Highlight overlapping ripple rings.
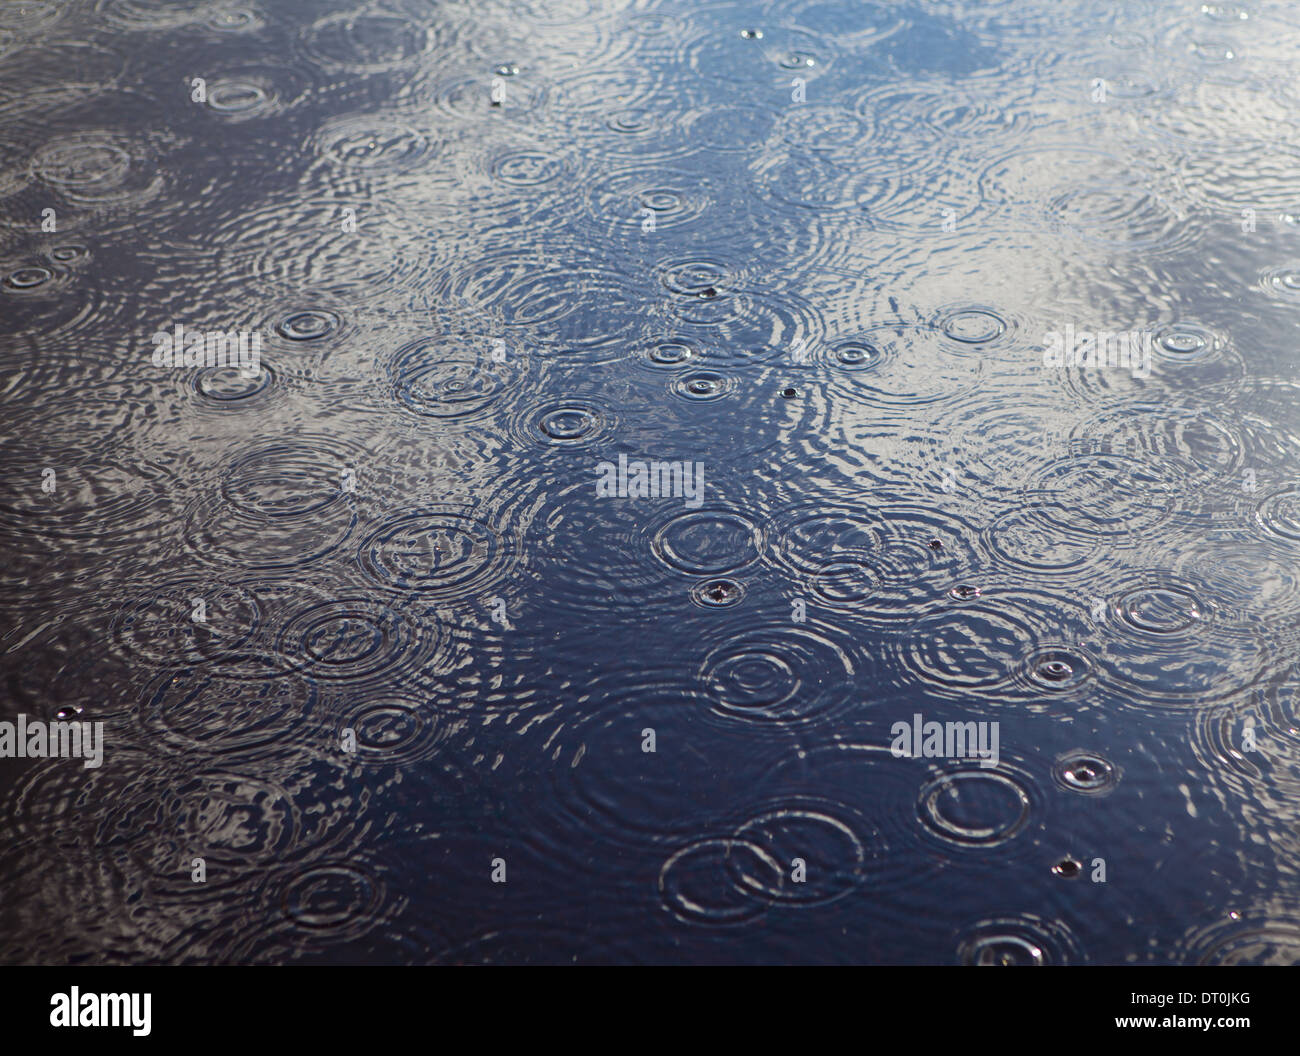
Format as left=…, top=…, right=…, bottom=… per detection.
left=1, top=0, right=1297, bottom=969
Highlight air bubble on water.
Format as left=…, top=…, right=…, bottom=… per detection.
left=1052, top=857, right=1081, bottom=878
left=692, top=578, right=743, bottom=607
left=1054, top=751, right=1118, bottom=794
left=1038, top=658, right=1072, bottom=681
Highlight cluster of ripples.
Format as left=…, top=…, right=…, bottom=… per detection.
left=2, top=0, right=1299, bottom=965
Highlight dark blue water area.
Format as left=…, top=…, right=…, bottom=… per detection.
left=1, top=0, right=1299, bottom=965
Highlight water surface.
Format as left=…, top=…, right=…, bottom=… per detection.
left=2, top=0, right=1299, bottom=964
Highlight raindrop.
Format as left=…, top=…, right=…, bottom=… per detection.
left=673, top=372, right=731, bottom=401
left=209, top=9, right=257, bottom=30
left=276, top=309, right=340, bottom=341
left=1262, top=265, right=1300, bottom=299
left=941, top=307, right=1007, bottom=344
left=693, top=578, right=744, bottom=607
left=1038, top=658, right=1072, bottom=681
left=1024, top=647, right=1094, bottom=692
left=834, top=342, right=877, bottom=367
left=207, top=80, right=270, bottom=114
left=647, top=342, right=694, bottom=366
left=1054, top=751, right=1118, bottom=794
left=3, top=266, right=52, bottom=290
left=537, top=405, right=600, bottom=443
left=196, top=364, right=272, bottom=403
left=967, top=936, right=1044, bottom=966
left=1117, top=585, right=1203, bottom=634
left=49, top=245, right=87, bottom=263
left=1052, top=857, right=1081, bottom=878
left=1153, top=322, right=1220, bottom=362
left=918, top=771, right=1032, bottom=847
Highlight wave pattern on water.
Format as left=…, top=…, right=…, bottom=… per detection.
left=1, top=0, right=1298, bottom=966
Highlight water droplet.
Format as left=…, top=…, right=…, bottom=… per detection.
left=1052, top=857, right=1081, bottom=878
left=282, top=863, right=383, bottom=936
left=3, top=265, right=52, bottom=290
left=942, top=307, right=1007, bottom=344
left=1152, top=322, right=1220, bottom=362
left=539, top=405, right=600, bottom=442
left=653, top=509, right=763, bottom=576
left=919, top=771, right=1032, bottom=847
left=692, top=579, right=743, bottom=607
left=1262, top=265, right=1300, bottom=299
left=1162, top=331, right=1203, bottom=355
left=960, top=915, right=1080, bottom=965
left=209, top=9, right=257, bottom=30
left=361, top=509, right=503, bottom=597
left=1038, top=658, right=1072, bottom=681
left=1257, top=488, right=1300, bottom=541
left=49, top=245, right=87, bottom=263
left=1201, top=3, right=1249, bottom=21
left=207, top=80, right=270, bottom=114
left=640, top=190, right=680, bottom=212
left=647, top=342, right=694, bottom=366
left=673, top=372, right=731, bottom=401
left=1118, top=585, right=1203, bottom=634
left=493, top=150, right=564, bottom=186
left=948, top=584, right=981, bottom=600
left=196, top=365, right=272, bottom=403
left=834, top=342, right=877, bottom=367
left=1054, top=751, right=1118, bottom=794
left=606, top=109, right=657, bottom=135
left=968, top=936, right=1045, bottom=966
left=1024, top=647, right=1093, bottom=692
left=315, top=116, right=430, bottom=171
left=276, top=309, right=340, bottom=341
